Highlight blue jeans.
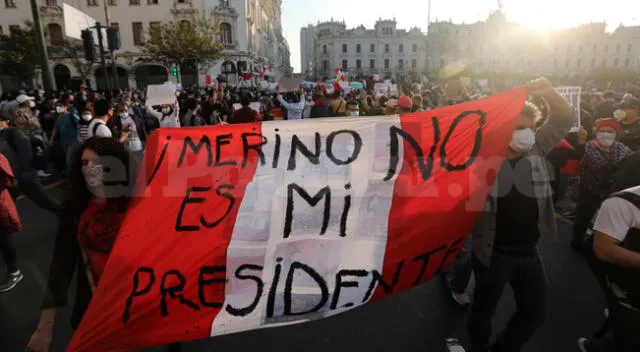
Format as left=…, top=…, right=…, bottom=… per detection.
left=468, top=248, right=548, bottom=352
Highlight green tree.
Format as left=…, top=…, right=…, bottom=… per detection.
left=0, top=21, right=37, bottom=83
left=142, top=11, right=224, bottom=74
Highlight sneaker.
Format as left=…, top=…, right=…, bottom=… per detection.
left=0, top=271, right=23, bottom=293
left=578, top=337, right=597, bottom=352
left=445, top=338, right=466, bottom=352
left=451, top=291, right=471, bottom=307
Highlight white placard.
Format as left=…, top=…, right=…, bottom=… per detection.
left=146, top=84, right=176, bottom=107
left=278, top=77, right=303, bottom=93
left=63, top=3, right=95, bottom=40
left=232, top=102, right=262, bottom=114
left=374, top=83, right=389, bottom=96
left=557, top=86, right=582, bottom=129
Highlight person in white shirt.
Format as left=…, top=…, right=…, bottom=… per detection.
left=115, top=104, right=143, bottom=154
left=277, top=90, right=305, bottom=120
left=146, top=101, right=180, bottom=128
left=302, top=95, right=314, bottom=119
left=88, top=100, right=128, bottom=143
left=594, top=187, right=640, bottom=260
left=586, top=185, right=640, bottom=352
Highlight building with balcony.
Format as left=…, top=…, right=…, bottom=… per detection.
left=310, top=19, right=427, bottom=80
left=0, top=0, right=291, bottom=90
left=427, top=10, right=640, bottom=78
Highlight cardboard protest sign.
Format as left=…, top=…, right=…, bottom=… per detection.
left=556, top=86, right=582, bottom=129
left=68, top=89, right=527, bottom=352
left=277, top=77, right=302, bottom=92
left=374, top=83, right=389, bottom=96
left=146, top=84, right=176, bottom=107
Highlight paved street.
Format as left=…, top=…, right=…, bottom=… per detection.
left=1, top=185, right=606, bottom=352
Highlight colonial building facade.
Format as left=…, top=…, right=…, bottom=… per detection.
left=427, top=10, right=640, bottom=78
left=308, top=19, right=428, bottom=80
left=0, top=0, right=291, bottom=90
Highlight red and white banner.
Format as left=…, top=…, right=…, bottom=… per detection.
left=67, top=89, right=527, bottom=351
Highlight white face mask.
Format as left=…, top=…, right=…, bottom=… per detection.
left=56, top=106, right=65, bottom=114
left=119, top=112, right=128, bottom=119
left=81, top=114, right=92, bottom=121
left=596, top=132, right=616, bottom=147
left=614, top=109, right=626, bottom=121
left=83, top=164, right=104, bottom=192
left=509, top=128, right=536, bottom=153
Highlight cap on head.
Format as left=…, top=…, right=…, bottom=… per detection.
left=397, top=95, right=413, bottom=109
left=16, top=94, right=34, bottom=104
left=596, top=119, right=621, bottom=135
left=615, top=97, right=640, bottom=110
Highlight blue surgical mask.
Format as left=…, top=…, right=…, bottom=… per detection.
left=161, top=108, right=171, bottom=114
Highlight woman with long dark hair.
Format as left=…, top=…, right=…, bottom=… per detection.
left=26, top=137, right=135, bottom=351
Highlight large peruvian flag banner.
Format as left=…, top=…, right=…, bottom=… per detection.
left=68, top=89, right=527, bottom=351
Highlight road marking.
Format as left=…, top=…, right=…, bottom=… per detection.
left=16, top=180, right=64, bottom=201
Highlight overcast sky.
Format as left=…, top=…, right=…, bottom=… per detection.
left=281, top=0, right=640, bottom=72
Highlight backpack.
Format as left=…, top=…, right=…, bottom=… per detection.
left=604, top=192, right=640, bottom=308
left=585, top=191, right=640, bottom=309
left=92, top=122, right=102, bottom=137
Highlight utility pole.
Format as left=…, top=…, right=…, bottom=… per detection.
left=103, top=0, right=120, bottom=90
left=95, top=22, right=111, bottom=91
left=29, top=0, right=56, bottom=90
left=427, top=0, right=432, bottom=32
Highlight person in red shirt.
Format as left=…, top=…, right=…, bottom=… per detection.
left=26, top=137, right=134, bottom=351
left=228, top=94, right=259, bottom=124
left=0, top=152, right=22, bottom=293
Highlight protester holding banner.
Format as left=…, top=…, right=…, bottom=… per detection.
left=572, top=119, right=632, bottom=250
left=26, top=137, right=134, bottom=352
left=466, top=78, right=573, bottom=352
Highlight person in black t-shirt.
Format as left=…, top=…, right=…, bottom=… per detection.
left=467, top=78, right=573, bottom=352
left=201, top=91, right=229, bottom=125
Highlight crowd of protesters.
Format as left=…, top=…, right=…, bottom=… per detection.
left=0, top=75, right=638, bottom=352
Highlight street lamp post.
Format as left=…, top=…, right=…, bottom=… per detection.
left=29, top=0, right=56, bottom=90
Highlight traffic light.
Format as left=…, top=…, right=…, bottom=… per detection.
left=171, top=66, right=178, bottom=77
left=81, top=29, right=95, bottom=62
left=106, top=27, right=121, bottom=51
